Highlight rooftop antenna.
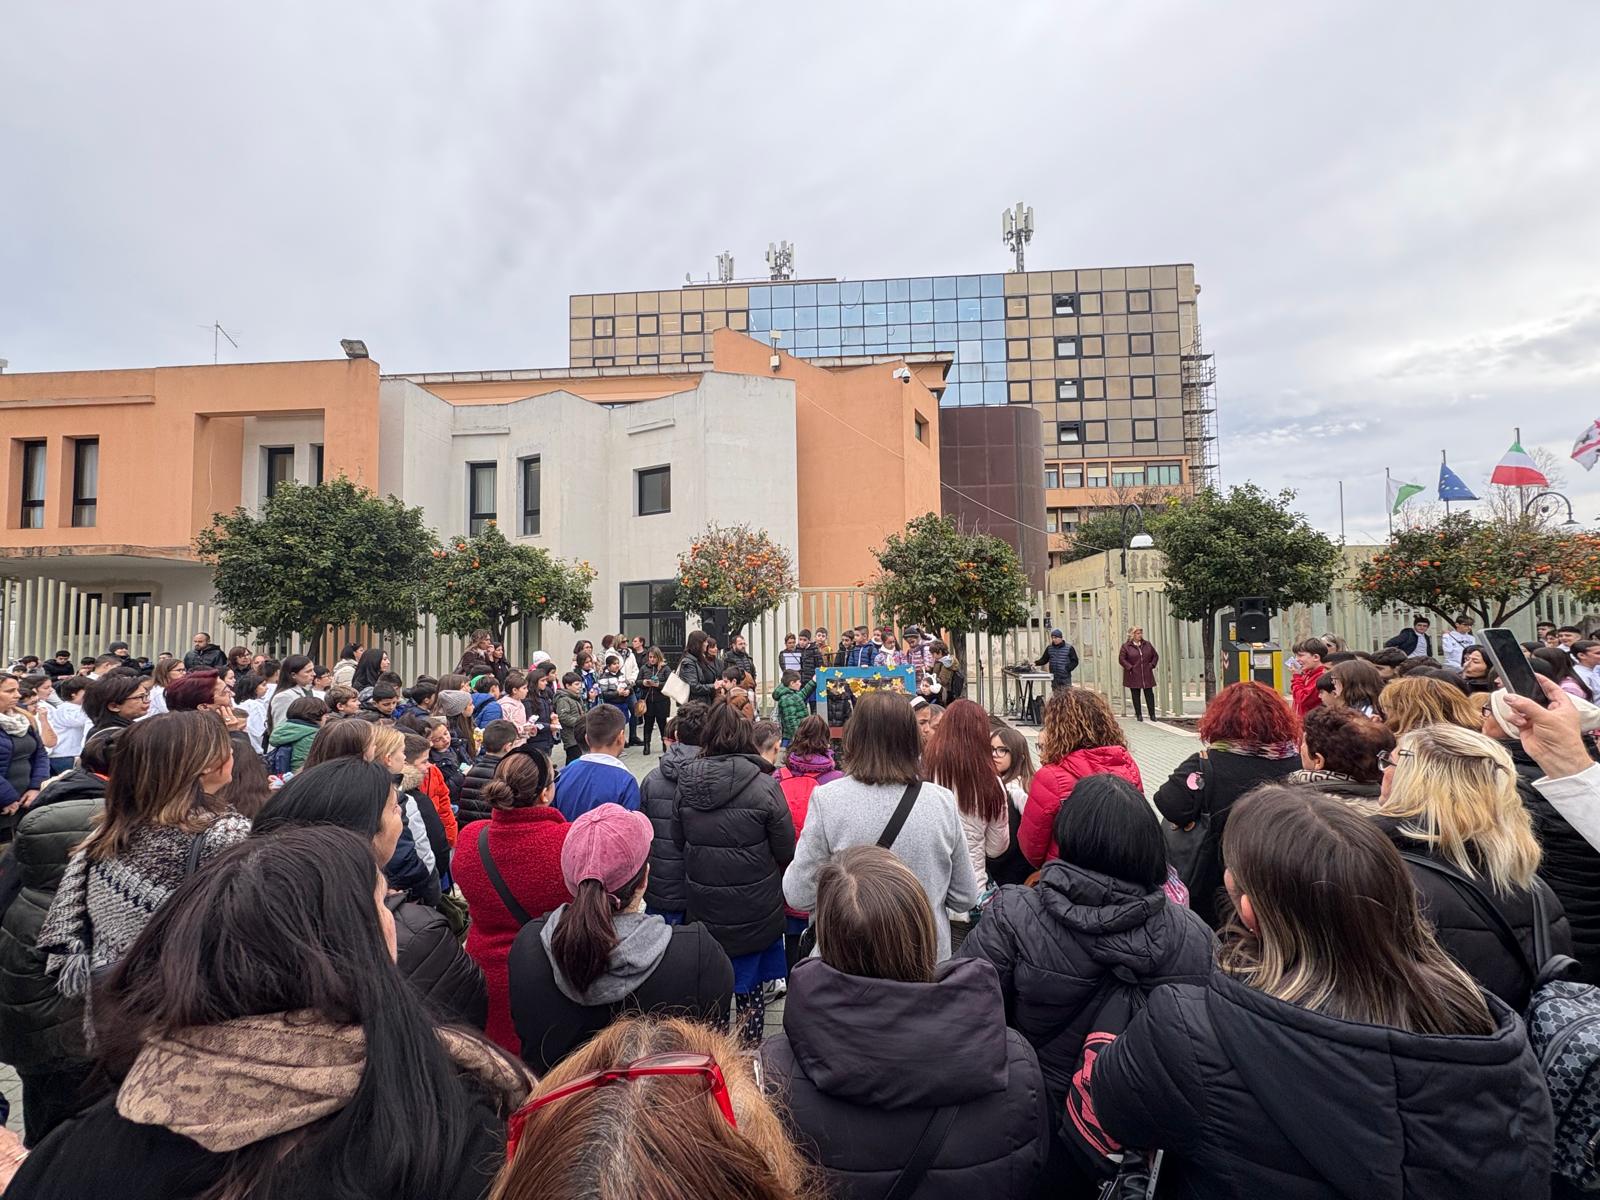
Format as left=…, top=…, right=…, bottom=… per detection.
left=766, top=241, right=794, bottom=281
left=1001, top=201, right=1034, bottom=272
left=716, top=251, right=735, bottom=283
left=198, top=320, right=240, bottom=364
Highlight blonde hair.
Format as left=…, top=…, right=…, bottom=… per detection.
left=1380, top=724, right=1540, bottom=891
left=370, top=725, right=407, bottom=766
left=1381, top=677, right=1484, bottom=737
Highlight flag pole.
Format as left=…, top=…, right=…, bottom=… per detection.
left=1386, top=467, right=1393, bottom=540
left=1338, top=480, right=1345, bottom=543
left=1442, top=449, right=1450, bottom=517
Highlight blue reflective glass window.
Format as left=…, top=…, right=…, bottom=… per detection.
left=887, top=301, right=910, bottom=323
left=794, top=283, right=817, bottom=305
left=911, top=300, right=934, bottom=323
left=842, top=305, right=864, bottom=327
left=912, top=334, right=934, bottom=352
left=934, top=276, right=957, bottom=299
left=934, top=298, right=958, bottom=322
left=911, top=322, right=934, bottom=342
left=750, top=329, right=771, bottom=345
left=958, top=340, right=981, bottom=361
left=981, top=274, right=1004, bottom=296
left=958, top=321, right=982, bottom=339
left=866, top=326, right=888, bottom=346
left=863, top=279, right=887, bottom=302
left=984, top=362, right=1008, bottom=381
left=957, top=362, right=981, bottom=382
left=958, top=297, right=982, bottom=322
left=816, top=283, right=839, bottom=305
left=839, top=281, right=862, bottom=304
left=981, top=296, right=1004, bottom=320
left=748, top=287, right=770, bottom=310
left=963, top=385, right=983, bottom=408
left=935, top=321, right=958, bottom=342
left=842, top=326, right=864, bottom=346
left=983, top=339, right=1005, bottom=362
left=982, top=319, right=1006, bottom=338
left=819, top=330, right=841, bottom=352
left=770, top=285, right=793, bottom=306
left=793, top=329, right=818, bottom=350
left=770, top=307, right=795, bottom=330
left=795, top=306, right=817, bottom=329
left=865, top=303, right=887, bottom=325
left=957, top=275, right=980, bottom=298
left=887, top=278, right=910, bottom=302
left=942, top=383, right=962, bottom=407
left=886, top=324, right=908, bottom=342
left=817, top=304, right=840, bottom=327
left=983, top=381, right=1007, bottom=404
left=910, top=276, right=933, bottom=301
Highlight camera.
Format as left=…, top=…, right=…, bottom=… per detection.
left=892, top=366, right=912, bottom=384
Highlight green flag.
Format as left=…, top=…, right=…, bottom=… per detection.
left=1388, top=476, right=1423, bottom=515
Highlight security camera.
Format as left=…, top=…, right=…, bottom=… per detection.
left=892, top=366, right=912, bottom=384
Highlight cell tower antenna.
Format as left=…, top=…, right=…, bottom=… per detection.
left=716, top=251, right=735, bottom=283
left=1001, top=201, right=1034, bottom=272
left=765, top=241, right=794, bottom=281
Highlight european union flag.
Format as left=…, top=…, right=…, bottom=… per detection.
left=1438, top=462, right=1478, bottom=502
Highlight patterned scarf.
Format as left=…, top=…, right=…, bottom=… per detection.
left=1206, top=739, right=1299, bottom=760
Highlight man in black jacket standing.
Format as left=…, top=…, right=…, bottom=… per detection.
left=1035, top=629, right=1079, bottom=690
left=182, top=633, right=228, bottom=673
left=1384, top=615, right=1432, bottom=658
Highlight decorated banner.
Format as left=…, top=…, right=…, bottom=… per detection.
left=1387, top=475, right=1423, bottom=515
left=1438, top=461, right=1478, bottom=502
left=1490, top=439, right=1549, bottom=488
left=812, top=665, right=918, bottom=698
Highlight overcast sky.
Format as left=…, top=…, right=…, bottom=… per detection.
left=4, top=2, right=1597, bottom=539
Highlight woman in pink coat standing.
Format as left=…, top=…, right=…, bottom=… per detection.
left=1119, top=626, right=1160, bottom=722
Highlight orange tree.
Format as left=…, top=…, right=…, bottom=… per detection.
left=1355, top=512, right=1600, bottom=625
left=672, top=523, right=796, bottom=636
left=418, top=523, right=596, bottom=646
left=871, top=512, right=1030, bottom=641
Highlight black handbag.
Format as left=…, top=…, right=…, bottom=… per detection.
left=1161, top=755, right=1211, bottom=887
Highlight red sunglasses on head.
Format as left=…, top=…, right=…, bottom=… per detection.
left=505, top=1051, right=735, bottom=1161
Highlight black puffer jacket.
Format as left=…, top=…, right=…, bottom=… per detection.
left=958, top=860, right=1215, bottom=1119
left=388, top=895, right=488, bottom=1030
left=641, top=742, right=699, bottom=914
left=1374, top=815, right=1573, bottom=1010
left=672, top=753, right=794, bottom=957
left=0, top=777, right=103, bottom=1072
left=1508, top=738, right=1600, bottom=984
left=762, top=956, right=1049, bottom=1200
left=676, top=654, right=721, bottom=704
left=458, top=751, right=505, bottom=826
left=1092, top=972, right=1552, bottom=1200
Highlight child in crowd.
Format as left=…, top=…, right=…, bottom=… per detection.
left=45, top=675, right=90, bottom=775
left=471, top=676, right=504, bottom=729
left=324, top=684, right=360, bottom=715
left=1289, top=636, right=1327, bottom=718
left=774, top=670, right=810, bottom=746
left=497, top=670, right=530, bottom=734
left=552, top=705, right=640, bottom=821
left=554, top=671, right=589, bottom=765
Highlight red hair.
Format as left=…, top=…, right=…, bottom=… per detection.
left=1197, top=681, right=1300, bottom=745
left=922, top=699, right=1005, bottom=823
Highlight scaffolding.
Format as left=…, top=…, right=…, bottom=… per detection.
left=1181, top=323, right=1220, bottom=489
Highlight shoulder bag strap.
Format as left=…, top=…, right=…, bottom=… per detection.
left=477, top=824, right=533, bottom=927
left=876, top=781, right=921, bottom=851
left=1398, top=851, right=1536, bottom=981
left=184, top=824, right=210, bottom=879
left=883, top=1103, right=961, bottom=1200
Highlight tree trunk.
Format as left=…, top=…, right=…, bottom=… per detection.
left=1201, top=610, right=1218, bottom=703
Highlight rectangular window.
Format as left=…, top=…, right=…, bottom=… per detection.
left=311, top=444, right=325, bottom=485
left=1046, top=511, right=1059, bottom=533
left=1128, top=290, right=1152, bottom=313
left=1062, top=468, right=1083, bottom=488
left=1134, top=418, right=1158, bottom=442
left=1147, top=462, right=1182, bottom=486
left=468, top=461, right=497, bottom=535
left=593, top=316, right=615, bottom=337
left=1057, top=422, right=1082, bottom=444
left=519, top=455, right=541, bottom=536
left=1044, top=467, right=1059, bottom=488
left=637, top=465, right=671, bottom=515
left=264, top=447, right=295, bottom=499
left=682, top=312, right=704, bottom=334
left=71, top=438, right=98, bottom=527
left=1056, top=379, right=1079, bottom=401
left=593, top=356, right=616, bottom=367
left=638, top=314, right=659, bottom=336
left=1113, top=467, right=1145, bottom=488
left=19, top=439, right=46, bottom=528
left=1130, top=333, right=1153, bottom=355
left=1055, top=337, right=1078, bottom=358
left=1087, top=466, right=1108, bottom=488
left=1131, top=375, right=1155, bottom=398
left=1053, top=293, right=1077, bottom=316
left=913, top=412, right=929, bottom=443
left=620, top=580, right=687, bottom=656
left=1005, top=338, right=1029, bottom=361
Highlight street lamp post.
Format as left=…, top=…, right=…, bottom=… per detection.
left=1522, top=490, right=1580, bottom=527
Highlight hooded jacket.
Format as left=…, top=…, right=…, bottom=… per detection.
left=672, top=752, right=795, bottom=957
left=387, top=895, right=488, bottom=1030
left=1021, top=745, right=1143, bottom=865
left=641, top=742, right=700, bottom=914
left=761, top=956, right=1049, bottom=1200
left=1092, top=972, right=1553, bottom=1200
left=507, top=912, right=732, bottom=1073
left=958, top=860, right=1215, bottom=1118
left=266, top=717, right=320, bottom=772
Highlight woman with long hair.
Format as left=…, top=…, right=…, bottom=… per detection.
left=786, top=692, right=976, bottom=962
left=1327, top=658, right=1386, bottom=719
left=1535, top=646, right=1594, bottom=701
left=1285, top=704, right=1395, bottom=799
left=506, top=807, right=732, bottom=1073
left=351, top=647, right=389, bottom=695
left=232, top=670, right=270, bottom=753
left=773, top=715, right=842, bottom=967
left=923, top=698, right=1009, bottom=948
left=145, top=656, right=186, bottom=717
left=12, top=829, right=531, bottom=1200
left=1154, top=680, right=1303, bottom=928
left=1093, top=786, right=1552, bottom=1198
left=677, top=630, right=722, bottom=705
left=1461, top=645, right=1498, bottom=694
left=453, top=749, right=573, bottom=1053
left=960, top=775, right=1214, bottom=1190
left=1381, top=674, right=1486, bottom=736
left=637, top=645, right=673, bottom=754
left=225, top=645, right=253, bottom=678
left=492, top=1015, right=810, bottom=1200
left=1376, top=723, right=1573, bottom=1008
left=253, top=760, right=487, bottom=1029
left=764, top=846, right=1048, bottom=1198
left=985, top=722, right=1036, bottom=887
left=37, top=713, right=248, bottom=993
left=1020, top=687, right=1141, bottom=866
left=268, top=653, right=317, bottom=726
left=673, top=703, right=794, bottom=1043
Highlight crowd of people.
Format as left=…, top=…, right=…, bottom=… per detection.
left=0, top=611, right=1596, bottom=1199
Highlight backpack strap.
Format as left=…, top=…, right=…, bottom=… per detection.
left=882, top=1103, right=960, bottom=1200
left=876, top=781, right=921, bottom=851
left=1399, top=851, right=1537, bottom=982
left=184, top=825, right=211, bottom=879
left=477, top=824, right=532, bottom=927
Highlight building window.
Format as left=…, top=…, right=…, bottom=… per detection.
left=913, top=412, right=929, bottom=443
left=637, top=465, right=671, bottom=515
left=593, top=356, right=615, bottom=367
left=682, top=352, right=705, bottom=363
left=1045, top=511, right=1058, bottom=533
left=71, top=438, right=98, bottom=527
left=1053, top=293, right=1077, bottom=316
left=639, top=354, right=659, bottom=366
left=19, top=440, right=46, bottom=528
left=638, top=314, right=659, bottom=336
left=1128, top=290, right=1152, bottom=313
left=1062, top=468, right=1083, bottom=488
left=621, top=580, right=687, bottom=656
left=593, top=316, right=615, bottom=337
left=1134, top=418, right=1157, bottom=442
left=468, top=461, right=497, bottom=535
left=1147, top=462, right=1182, bottom=486
left=1056, top=380, right=1079, bottom=401
left=682, top=312, right=704, bottom=334
left=1131, top=375, right=1155, bottom=398
left=1006, top=338, right=1029, bottom=361
left=312, top=444, right=324, bottom=484
left=519, top=455, right=541, bottom=536
left=1130, top=333, right=1153, bottom=355
left=264, top=447, right=295, bottom=499
left=1087, top=466, right=1108, bottom=488
left=1044, top=467, right=1059, bottom=488
left=1057, top=422, right=1082, bottom=444
left=1055, top=337, right=1078, bottom=358
left=1113, top=467, right=1145, bottom=488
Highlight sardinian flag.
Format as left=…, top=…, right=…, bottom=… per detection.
left=1573, top=420, right=1600, bottom=472
left=1489, top=439, right=1549, bottom=488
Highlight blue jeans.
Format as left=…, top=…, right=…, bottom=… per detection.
left=48, top=757, right=75, bottom=777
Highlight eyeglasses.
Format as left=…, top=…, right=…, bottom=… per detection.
left=991, top=745, right=1011, bottom=758
left=505, top=1052, right=734, bottom=1161
left=1376, top=748, right=1415, bottom=770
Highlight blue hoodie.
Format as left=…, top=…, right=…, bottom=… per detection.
left=471, top=691, right=505, bottom=729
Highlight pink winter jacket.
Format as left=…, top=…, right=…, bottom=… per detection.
left=1019, top=745, right=1143, bottom=866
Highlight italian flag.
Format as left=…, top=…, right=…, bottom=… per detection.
left=1490, top=439, right=1549, bottom=488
